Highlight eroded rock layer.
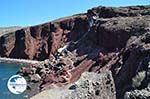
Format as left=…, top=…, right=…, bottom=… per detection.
left=31, top=72, right=116, bottom=99
left=0, top=5, right=150, bottom=99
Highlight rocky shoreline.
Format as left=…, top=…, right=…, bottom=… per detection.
left=0, top=5, right=150, bottom=99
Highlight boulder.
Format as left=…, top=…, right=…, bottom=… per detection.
left=30, top=74, right=41, bottom=82
left=31, top=71, right=116, bottom=99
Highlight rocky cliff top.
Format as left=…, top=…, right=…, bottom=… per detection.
left=0, top=5, right=150, bottom=99
left=0, top=26, right=22, bottom=37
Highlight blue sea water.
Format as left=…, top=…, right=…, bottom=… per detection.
left=0, top=63, right=26, bottom=99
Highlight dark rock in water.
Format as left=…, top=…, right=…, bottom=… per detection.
left=0, top=5, right=150, bottom=99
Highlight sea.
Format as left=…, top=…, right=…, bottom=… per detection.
left=0, top=63, right=27, bottom=99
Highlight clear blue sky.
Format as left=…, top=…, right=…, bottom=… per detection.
left=0, top=0, right=149, bottom=27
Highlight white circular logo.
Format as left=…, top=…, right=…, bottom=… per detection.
left=7, top=74, right=27, bottom=94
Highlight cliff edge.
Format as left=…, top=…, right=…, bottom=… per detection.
left=0, top=5, right=150, bottom=99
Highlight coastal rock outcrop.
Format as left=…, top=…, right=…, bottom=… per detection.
left=0, top=5, right=150, bottom=99
left=31, top=71, right=116, bottom=99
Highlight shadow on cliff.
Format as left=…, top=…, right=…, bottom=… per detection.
left=0, top=36, right=5, bottom=56
left=9, top=29, right=28, bottom=59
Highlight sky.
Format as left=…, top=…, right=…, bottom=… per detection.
left=0, top=0, right=150, bottom=27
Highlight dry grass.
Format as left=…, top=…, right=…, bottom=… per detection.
left=0, top=26, right=22, bottom=37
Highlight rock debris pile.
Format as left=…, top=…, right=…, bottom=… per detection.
left=0, top=5, right=150, bottom=99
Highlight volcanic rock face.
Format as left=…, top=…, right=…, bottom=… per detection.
left=0, top=6, right=150, bottom=99
left=0, top=15, right=88, bottom=61
left=65, top=72, right=116, bottom=99
left=31, top=72, right=116, bottom=99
